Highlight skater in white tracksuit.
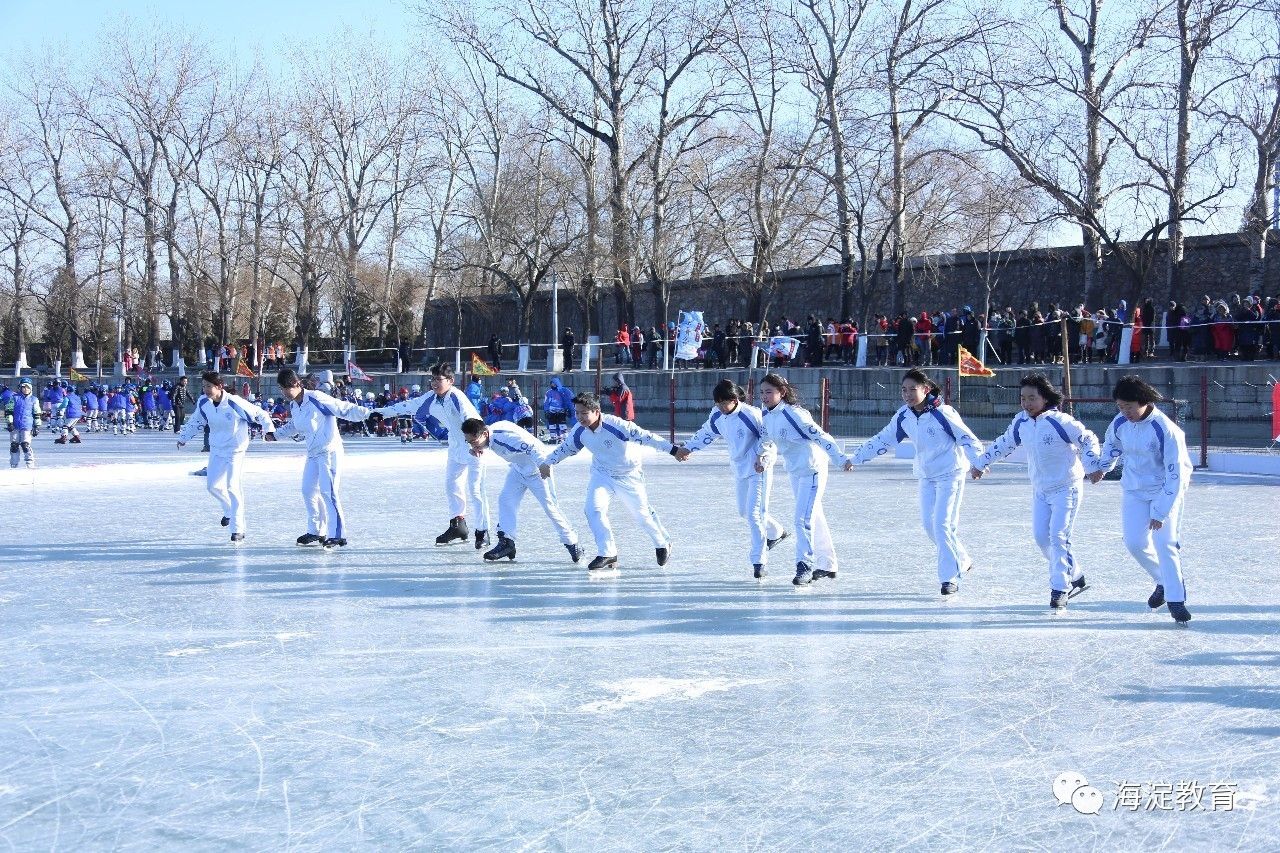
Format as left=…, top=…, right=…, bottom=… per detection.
left=972, top=374, right=1101, bottom=610
left=676, top=379, right=785, bottom=579
left=460, top=418, right=583, bottom=564
left=374, top=362, right=492, bottom=549
left=176, top=371, right=276, bottom=542
left=1088, top=375, right=1193, bottom=623
left=274, top=369, right=371, bottom=548
left=539, top=392, right=682, bottom=571
left=756, top=373, right=853, bottom=587
left=853, top=369, right=984, bottom=596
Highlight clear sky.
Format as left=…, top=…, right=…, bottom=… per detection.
left=0, top=0, right=417, bottom=64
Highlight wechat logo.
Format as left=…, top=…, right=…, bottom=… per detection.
left=1054, top=771, right=1103, bottom=815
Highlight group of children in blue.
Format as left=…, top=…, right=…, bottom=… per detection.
left=2, top=377, right=195, bottom=467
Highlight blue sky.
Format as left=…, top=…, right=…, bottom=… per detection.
left=0, top=0, right=416, bottom=63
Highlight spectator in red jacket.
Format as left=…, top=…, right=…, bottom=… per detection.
left=609, top=372, right=635, bottom=421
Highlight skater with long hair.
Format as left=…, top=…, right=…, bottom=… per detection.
left=1088, top=376, right=1194, bottom=623
left=972, top=374, right=1101, bottom=611
left=675, top=379, right=787, bottom=579
left=756, top=373, right=852, bottom=587
left=852, top=369, right=984, bottom=596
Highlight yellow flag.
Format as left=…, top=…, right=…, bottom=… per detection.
left=957, top=345, right=994, bottom=377
left=471, top=352, right=498, bottom=377
left=69, top=367, right=89, bottom=382
left=236, top=359, right=256, bottom=378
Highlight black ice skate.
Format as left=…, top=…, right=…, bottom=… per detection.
left=656, top=545, right=671, bottom=567
left=766, top=531, right=790, bottom=550
left=1167, top=601, right=1191, bottom=623
left=1068, top=575, right=1089, bottom=599
left=323, top=538, right=347, bottom=548
left=435, top=516, right=469, bottom=546
left=220, top=516, right=230, bottom=528
left=54, top=436, right=67, bottom=445
left=812, top=568, right=837, bottom=582
left=792, top=561, right=813, bottom=586
left=230, top=533, right=245, bottom=544
left=941, top=581, right=959, bottom=596
left=1050, top=589, right=1068, bottom=610
left=1147, top=585, right=1165, bottom=609
left=296, top=533, right=325, bottom=547
left=70, top=435, right=81, bottom=444
left=753, top=563, right=766, bottom=579
left=475, top=529, right=491, bottom=550
left=484, top=534, right=517, bottom=562
left=587, top=555, right=618, bottom=571
left=565, top=543, right=584, bottom=563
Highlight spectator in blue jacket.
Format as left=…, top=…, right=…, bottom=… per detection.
left=542, top=376, right=574, bottom=442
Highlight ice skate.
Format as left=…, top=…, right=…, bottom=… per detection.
left=1068, top=574, right=1089, bottom=599
left=474, top=529, right=491, bottom=550
left=484, top=534, right=516, bottom=562
left=1147, top=585, right=1165, bottom=610
left=70, top=435, right=81, bottom=444
left=811, top=568, right=837, bottom=582
left=766, top=531, right=790, bottom=551
left=565, top=542, right=584, bottom=563
left=587, top=555, right=618, bottom=572
left=230, top=533, right=245, bottom=544
left=296, top=533, right=324, bottom=547
left=54, top=436, right=67, bottom=445
left=1167, top=601, right=1191, bottom=624
left=792, top=561, right=813, bottom=586
left=753, top=563, right=766, bottom=579
left=656, top=544, right=671, bottom=567
left=322, top=538, right=347, bottom=549
left=435, top=516, right=469, bottom=546
left=1049, top=589, right=1068, bottom=611
left=941, top=581, right=959, bottom=596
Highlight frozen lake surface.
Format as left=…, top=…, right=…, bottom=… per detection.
left=2, top=430, right=1278, bottom=850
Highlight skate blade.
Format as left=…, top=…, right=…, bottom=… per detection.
left=587, top=568, right=620, bottom=579
left=1067, top=584, right=1089, bottom=599
left=963, top=563, right=975, bottom=573
left=435, top=540, right=469, bottom=547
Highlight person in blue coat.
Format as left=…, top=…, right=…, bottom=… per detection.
left=55, top=388, right=84, bottom=444
left=157, top=385, right=174, bottom=429
left=141, top=386, right=158, bottom=429
left=6, top=378, right=41, bottom=468
left=106, top=387, right=128, bottom=434
left=83, top=386, right=100, bottom=432
left=542, top=376, right=574, bottom=442
left=124, top=388, right=139, bottom=433
left=465, top=377, right=485, bottom=409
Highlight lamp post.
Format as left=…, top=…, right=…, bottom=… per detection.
left=113, top=310, right=125, bottom=378
left=548, top=268, right=562, bottom=372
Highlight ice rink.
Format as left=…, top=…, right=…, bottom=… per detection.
left=2, top=429, right=1278, bottom=850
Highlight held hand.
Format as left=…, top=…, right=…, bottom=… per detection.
left=1149, top=519, right=1163, bottom=531
left=842, top=460, right=853, bottom=472
left=970, top=467, right=984, bottom=480
left=538, top=463, right=551, bottom=479
left=754, top=460, right=765, bottom=473
left=1087, top=470, right=1105, bottom=484
left=674, top=447, right=691, bottom=462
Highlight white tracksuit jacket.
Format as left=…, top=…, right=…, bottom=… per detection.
left=853, top=400, right=984, bottom=477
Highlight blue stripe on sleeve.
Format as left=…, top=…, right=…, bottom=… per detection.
left=738, top=411, right=760, bottom=439
left=781, top=409, right=812, bottom=440
left=601, top=422, right=628, bottom=441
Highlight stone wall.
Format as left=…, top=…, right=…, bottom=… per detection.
left=420, top=231, right=1280, bottom=351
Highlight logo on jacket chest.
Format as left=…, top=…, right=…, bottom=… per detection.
left=604, top=438, right=614, bottom=448
left=1148, top=441, right=1159, bottom=453
left=1043, top=435, right=1054, bottom=445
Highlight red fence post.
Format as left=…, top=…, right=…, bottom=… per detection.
left=669, top=376, right=677, bottom=444
left=746, top=377, right=754, bottom=404
left=820, top=376, right=830, bottom=432
left=1200, top=372, right=1209, bottom=468
left=532, top=377, right=540, bottom=436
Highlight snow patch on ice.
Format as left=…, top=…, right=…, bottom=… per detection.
left=274, top=632, right=311, bottom=642
left=579, top=677, right=766, bottom=712
left=162, top=647, right=208, bottom=657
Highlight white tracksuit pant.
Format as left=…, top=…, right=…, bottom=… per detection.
left=302, top=450, right=346, bottom=540
left=206, top=450, right=246, bottom=534
left=445, top=446, right=490, bottom=530
left=1122, top=490, right=1187, bottom=602
left=498, top=467, right=577, bottom=545
left=789, top=466, right=836, bottom=573
left=585, top=468, right=669, bottom=557
left=1032, top=483, right=1084, bottom=592
left=919, top=472, right=969, bottom=584
left=737, top=470, right=784, bottom=566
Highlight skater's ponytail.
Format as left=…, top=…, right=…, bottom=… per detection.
left=712, top=379, right=746, bottom=403
left=760, top=373, right=800, bottom=406
left=901, top=369, right=941, bottom=396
